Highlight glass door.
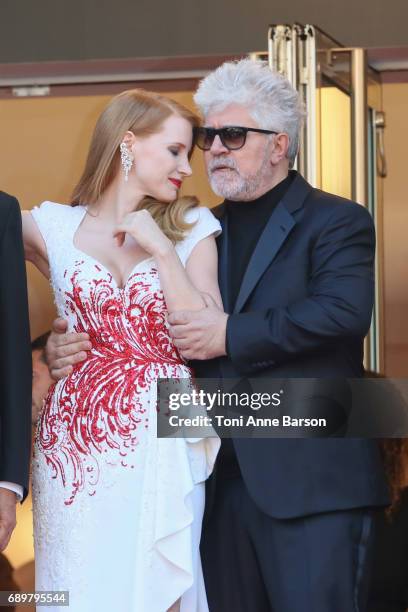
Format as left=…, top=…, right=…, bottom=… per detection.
left=367, top=75, right=386, bottom=373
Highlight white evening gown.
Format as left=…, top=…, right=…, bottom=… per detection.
left=31, top=202, right=221, bottom=612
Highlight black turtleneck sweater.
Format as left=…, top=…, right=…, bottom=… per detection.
left=226, top=173, right=294, bottom=309
left=216, top=173, right=294, bottom=478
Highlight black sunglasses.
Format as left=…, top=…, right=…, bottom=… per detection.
left=194, top=126, right=278, bottom=151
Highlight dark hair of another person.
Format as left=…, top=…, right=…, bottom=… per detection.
left=380, top=438, right=408, bottom=516
left=365, top=370, right=408, bottom=517
left=31, top=331, right=51, bottom=363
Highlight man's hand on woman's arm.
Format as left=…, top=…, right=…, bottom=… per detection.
left=46, top=318, right=92, bottom=380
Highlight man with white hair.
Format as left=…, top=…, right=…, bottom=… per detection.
left=46, top=60, right=388, bottom=611
left=172, top=60, right=389, bottom=612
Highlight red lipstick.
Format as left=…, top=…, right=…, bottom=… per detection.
left=169, top=178, right=182, bottom=189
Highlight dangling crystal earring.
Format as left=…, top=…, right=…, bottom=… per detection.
left=120, top=142, right=134, bottom=182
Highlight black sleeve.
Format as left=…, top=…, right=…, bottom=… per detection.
left=226, top=203, right=375, bottom=376
left=0, top=195, right=32, bottom=500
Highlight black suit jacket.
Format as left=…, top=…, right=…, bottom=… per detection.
left=0, top=192, right=32, bottom=500
left=194, top=171, right=389, bottom=519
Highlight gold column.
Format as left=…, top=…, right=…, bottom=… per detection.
left=350, top=49, right=372, bottom=369
left=351, top=48, right=368, bottom=206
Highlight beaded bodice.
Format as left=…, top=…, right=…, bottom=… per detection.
left=31, top=202, right=220, bottom=504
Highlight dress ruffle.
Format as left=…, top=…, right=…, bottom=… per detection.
left=132, top=383, right=219, bottom=611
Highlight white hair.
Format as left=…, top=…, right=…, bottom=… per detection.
left=194, top=59, right=306, bottom=167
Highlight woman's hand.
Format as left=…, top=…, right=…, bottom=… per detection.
left=114, top=209, right=173, bottom=257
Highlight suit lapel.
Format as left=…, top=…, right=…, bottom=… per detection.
left=233, top=204, right=295, bottom=313
left=233, top=172, right=313, bottom=314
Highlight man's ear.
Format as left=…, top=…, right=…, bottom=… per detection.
left=270, top=133, right=290, bottom=166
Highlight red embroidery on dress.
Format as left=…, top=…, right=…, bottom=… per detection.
left=37, top=267, right=187, bottom=505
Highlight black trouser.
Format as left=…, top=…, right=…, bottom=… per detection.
left=201, top=466, right=375, bottom=612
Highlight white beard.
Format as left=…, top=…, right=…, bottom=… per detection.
left=208, top=143, right=272, bottom=201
